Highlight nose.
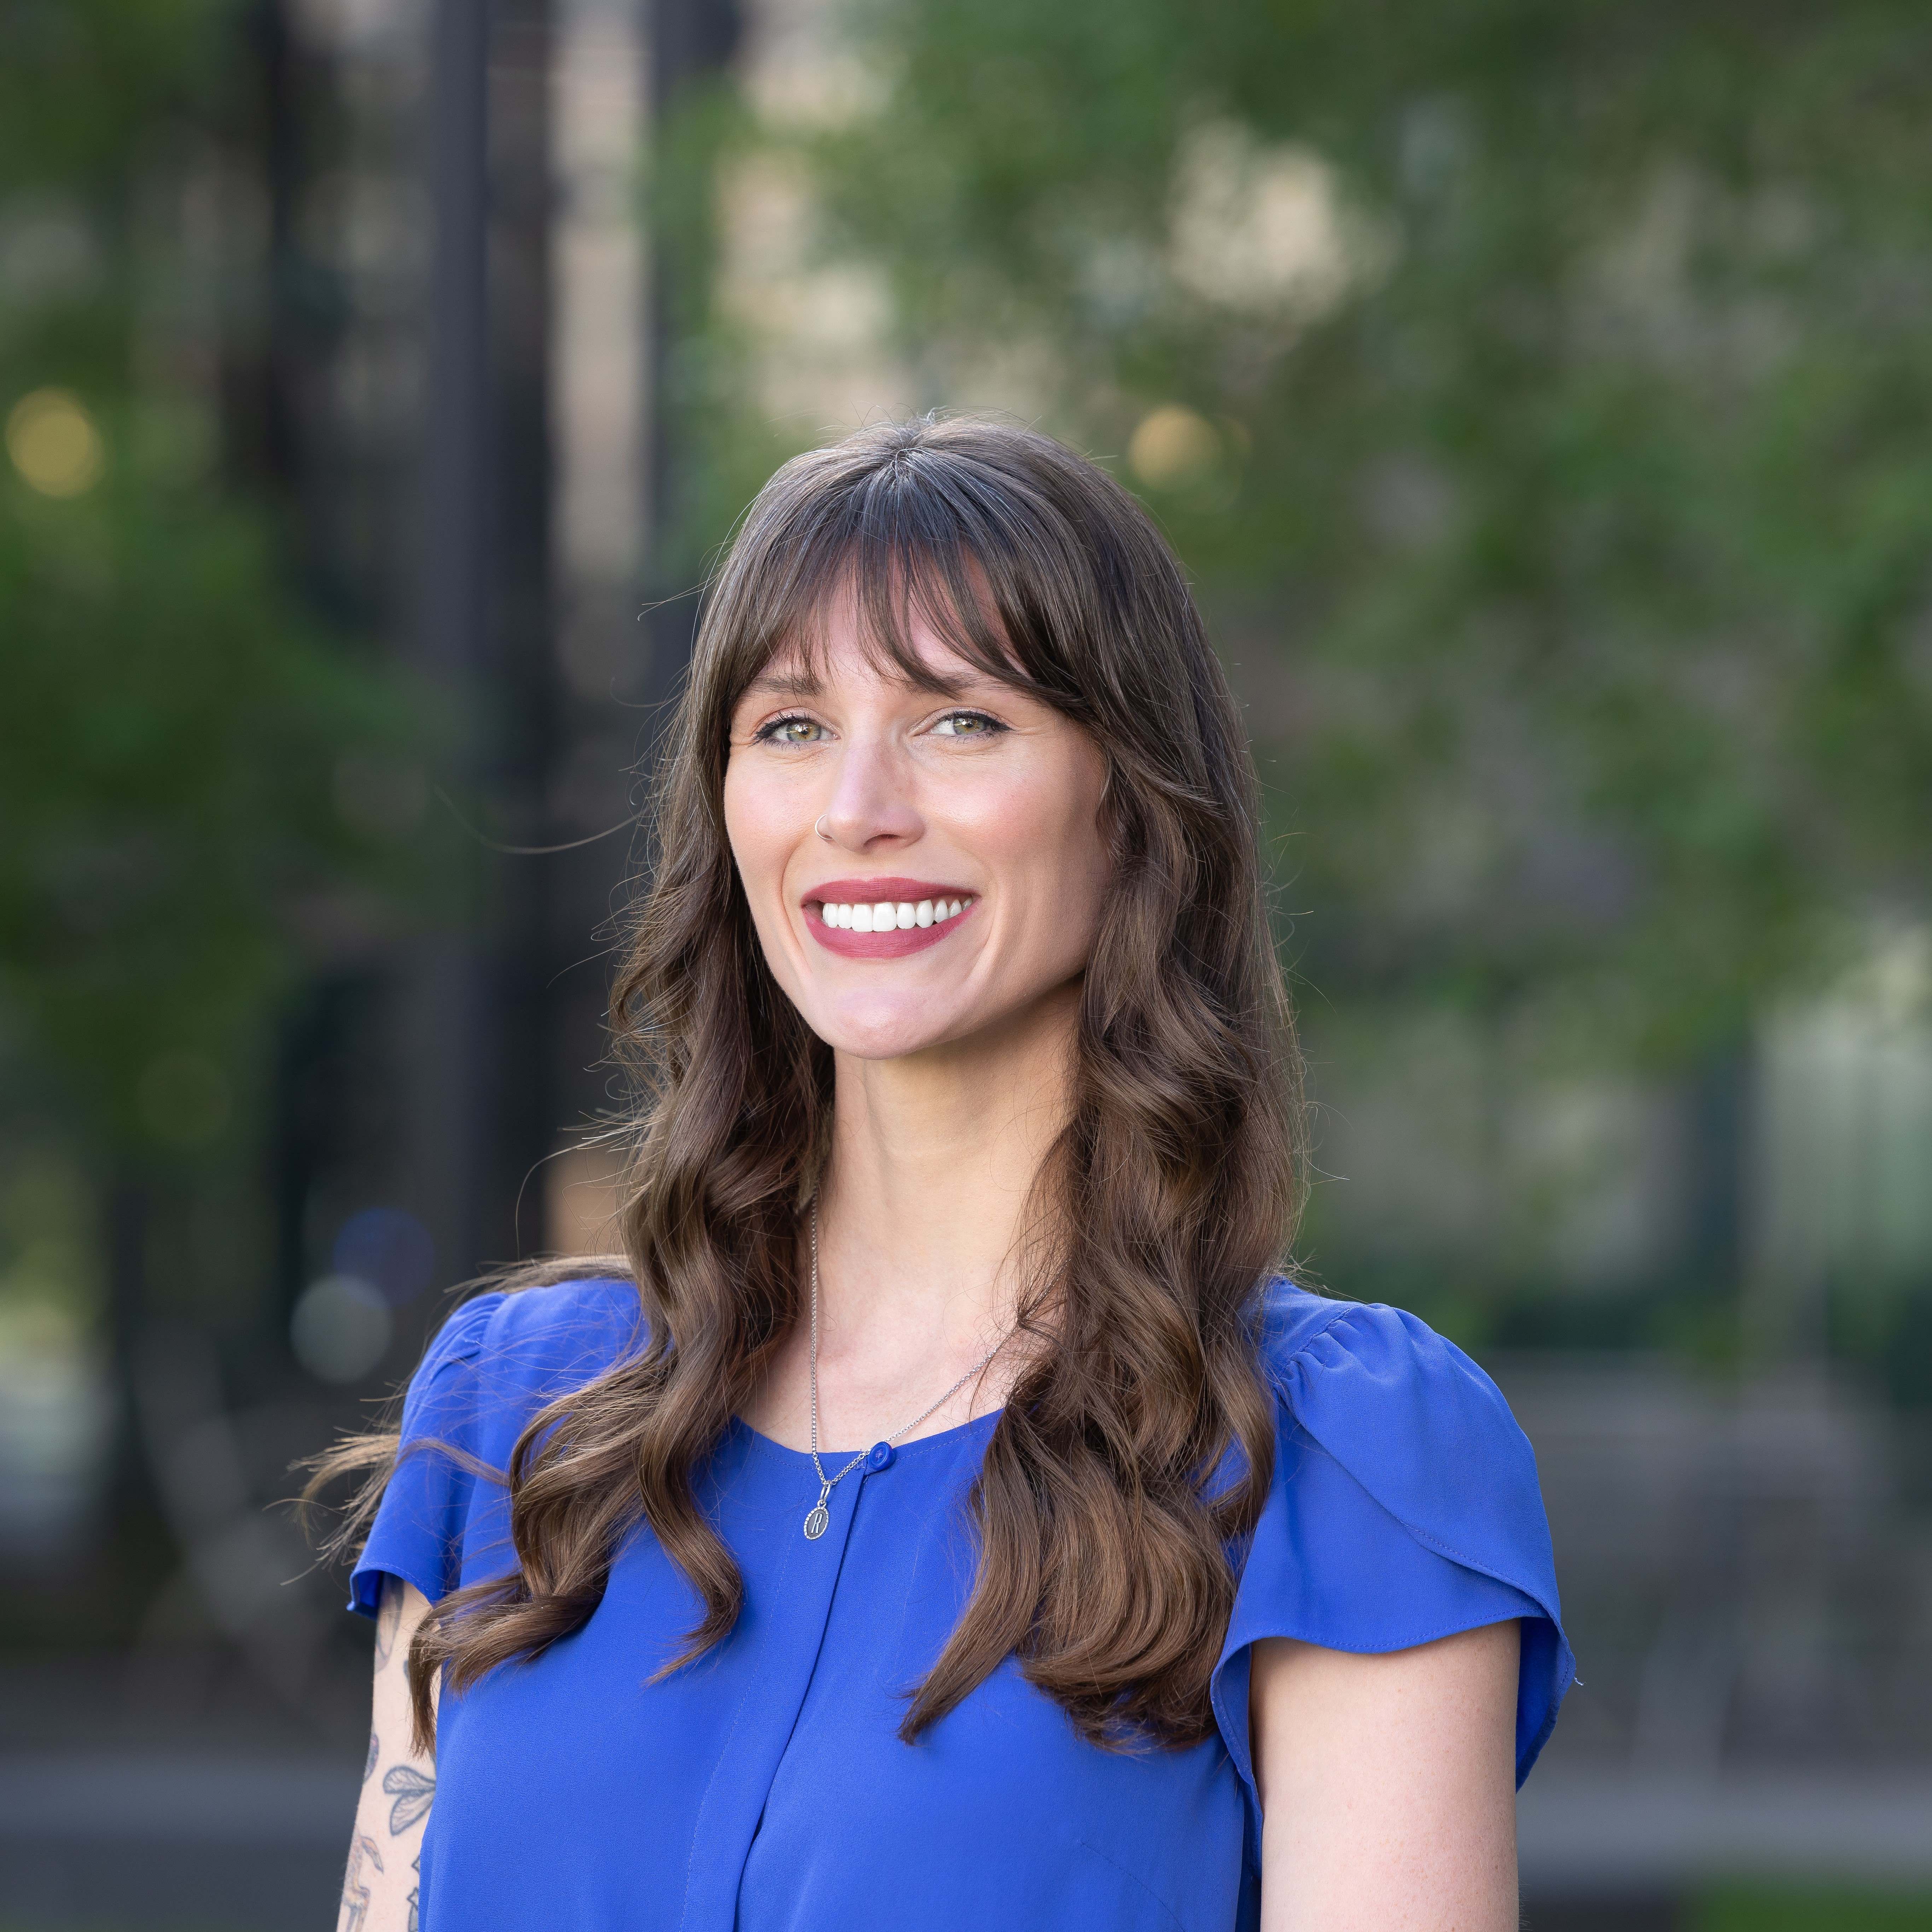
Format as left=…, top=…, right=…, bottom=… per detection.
left=816, top=733, right=924, bottom=852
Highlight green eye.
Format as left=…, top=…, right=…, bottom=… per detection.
left=932, top=710, right=1004, bottom=738
left=757, top=715, right=825, bottom=744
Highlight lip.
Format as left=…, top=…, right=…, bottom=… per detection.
left=801, top=877, right=979, bottom=960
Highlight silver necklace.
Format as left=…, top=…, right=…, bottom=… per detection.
left=801, top=1199, right=1011, bottom=1540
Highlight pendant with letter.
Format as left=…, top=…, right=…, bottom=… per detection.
left=803, top=1480, right=832, bottom=1541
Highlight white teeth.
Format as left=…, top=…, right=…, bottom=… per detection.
left=817, top=894, right=973, bottom=930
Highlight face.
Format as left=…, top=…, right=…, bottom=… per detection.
left=722, top=601, right=1113, bottom=1063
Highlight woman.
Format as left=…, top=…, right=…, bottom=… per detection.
left=312, top=415, right=1570, bottom=1932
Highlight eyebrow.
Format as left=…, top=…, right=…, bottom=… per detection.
left=741, top=669, right=822, bottom=699
left=738, top=663, right=1011, bottom=703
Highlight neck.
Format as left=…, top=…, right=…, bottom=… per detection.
left=815, top=979, right=1079, bottom=1349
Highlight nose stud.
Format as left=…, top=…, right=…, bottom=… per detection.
left=814, top=814, right=831, bottom=842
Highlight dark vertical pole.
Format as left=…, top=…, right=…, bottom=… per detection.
left=411, top=0, right=494, bottom=1286
left=103, top=1175, right=155, bottom=1520
left=641, top=0, right=740, bottom=708
left=425, top=0, right=491, bottom=686
left=1689, top=1052, right=1747, bottom=1290
left=244, top=0, right=299, bottom=494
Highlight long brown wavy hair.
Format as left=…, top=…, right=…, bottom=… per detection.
left=308, top=414, right=1307, bottom=1754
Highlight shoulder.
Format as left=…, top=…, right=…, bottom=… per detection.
left=1250, top=1281, right=1538, bottom=1511
left=353, top=1275, right=645, bottom=1617
left=402, top=1273, right=646, bottom=1438
left=1246, top=1279, right=1556, bottom=1610
left=1222, top=1282, right=1574, bottom=1783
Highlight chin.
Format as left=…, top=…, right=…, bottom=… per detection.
left=810, top=992, right=965, bottom=1062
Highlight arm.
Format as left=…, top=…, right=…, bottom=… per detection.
left=1252, top=1619, right=1520, bottom=1932
left=338, top=1576, right=438, bottom=1932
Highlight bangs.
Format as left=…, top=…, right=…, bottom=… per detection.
left=704, top=436, right=1100, bottom=720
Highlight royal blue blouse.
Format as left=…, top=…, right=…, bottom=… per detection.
left=351, top=1278, right=1572, bottom=1932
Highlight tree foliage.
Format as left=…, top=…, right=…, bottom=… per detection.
left=0, top=0, right=421, bottom=1154
left=771, top=0, right=1932, bottom=1061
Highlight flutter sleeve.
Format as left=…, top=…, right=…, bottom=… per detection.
left=1210, top=1292, right=1574, bottom=1824
left=348, top=1292, right=509, bottom=1617
left=346, top=1276, right=646, bottom=1618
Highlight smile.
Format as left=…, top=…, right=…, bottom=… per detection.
left=820, top=895, right=967, bottom=931
left=803, top=878, right=978, bottom=959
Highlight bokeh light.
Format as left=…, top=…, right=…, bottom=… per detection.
left=331, top=1206, right=435, bottom=1307
left=1127, top=406, right=1221, bottom=490
left=5, top=387, right=106, bottom=497
left=289, top=1273, right=394, bottom=1384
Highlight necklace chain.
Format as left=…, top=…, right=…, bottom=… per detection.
left=802, top=1198, right=1011, bottom=1539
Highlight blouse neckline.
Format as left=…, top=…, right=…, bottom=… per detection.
left=729, top=1405, right=1004, bottom=1464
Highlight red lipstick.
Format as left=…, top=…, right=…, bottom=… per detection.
left=802, top=877, right=978, bottom=959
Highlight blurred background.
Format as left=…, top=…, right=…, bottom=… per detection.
left=2, top=0, right=1929, bottom=1925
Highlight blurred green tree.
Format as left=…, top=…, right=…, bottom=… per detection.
left=0, top=0, right=423, bottom=1160
left=712, top=0, right=1932, bottom=1069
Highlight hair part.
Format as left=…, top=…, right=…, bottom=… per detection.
left=305, top=413, right=1307, bottom=1754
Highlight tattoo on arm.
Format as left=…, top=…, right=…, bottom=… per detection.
left=340, top=1833, right=384, bottom=1932
left=364, top=1730, right=379, bottom=1781
left=409, top=1850, right=421, bottom=1932
left=383, top=1762, right=437, bottom=1834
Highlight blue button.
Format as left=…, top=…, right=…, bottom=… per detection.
left=865, top=1440, right=896, bottom=1472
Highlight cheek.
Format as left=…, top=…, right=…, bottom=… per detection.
left=721, top=764, right=804, bottom=952
left=722, top=759, right=785, bottom=881
left=723, top=767, right=811, bottom=1001
left=962, top=744, right=1111, bottom=912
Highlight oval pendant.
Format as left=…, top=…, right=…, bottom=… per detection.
left=803, top=1505, right=830, bottom=1540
